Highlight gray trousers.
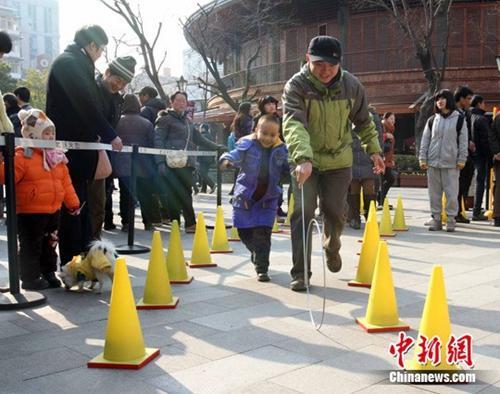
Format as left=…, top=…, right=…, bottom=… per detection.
left=290, top=167, right=352, bottom=279
left=427, top=167, right=460, bottom=219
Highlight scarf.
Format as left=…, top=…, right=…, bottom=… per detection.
left=43, top=148, right=68, bottom=171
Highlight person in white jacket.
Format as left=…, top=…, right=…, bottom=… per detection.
left=419, top=89, right=468, bottom=232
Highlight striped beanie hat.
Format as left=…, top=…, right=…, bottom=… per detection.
left=108, top=56, right=136, bottom=83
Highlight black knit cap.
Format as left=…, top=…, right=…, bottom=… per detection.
left=307, top=36, right=342, bottom=65
left=109, top=56, right=137, bottom=83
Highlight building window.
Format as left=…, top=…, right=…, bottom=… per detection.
left=28, top=4, right=37, bottom=30
left=45, top=37, right=53, bottom=58
left=319, top=24, right=327, bottom=36
left=44, top=7, right=52, bottom=33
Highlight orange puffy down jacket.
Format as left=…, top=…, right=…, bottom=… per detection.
left=0, top=147, right=80, bottom=214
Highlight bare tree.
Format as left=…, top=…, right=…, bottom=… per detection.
left=358, top=0, right=453, bottom=152
left=99, top=0, right=169, bottom=102
left=182, top=0, right=297, bottom=111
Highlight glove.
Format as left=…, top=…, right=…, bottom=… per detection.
left=158, top=163, right=168, bottom=177
left=457, top=162, right=465, bottom=170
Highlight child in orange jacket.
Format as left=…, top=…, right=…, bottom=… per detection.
left=0, top=109, right=80, bottom=290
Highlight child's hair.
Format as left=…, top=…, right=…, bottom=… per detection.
left=256, top=113, right=280, bottom=129
left=257, top=95, right=279, bottom=114
left=3, top=92, right=18, bottom=109
left=122, top=94, right=141, bottom=114
left=434, top=89, right=456, bottom=114
left=231, top=102, right=252, bottom=132
left=382, top=112, right=394, bottom=120
left=74, top=25, right=108, bottom=48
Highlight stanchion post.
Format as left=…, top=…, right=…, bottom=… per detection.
left=115, top=144, right=149, bottom=255
left=216, top=149, right=222, bottom=207
left=0, top=133, right=46, bottom=309
left=4, top=133, right=19, bottom=294
left=127, top=144, right=137, bottom=247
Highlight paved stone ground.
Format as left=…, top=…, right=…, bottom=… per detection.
left=1, top=186, right=499, bottom=393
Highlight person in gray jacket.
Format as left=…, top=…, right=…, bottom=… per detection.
left=419, top=89, right=468, bottom=232
left=154, top=91, right=222, bottom=233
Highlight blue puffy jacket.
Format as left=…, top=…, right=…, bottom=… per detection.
left=220, top=135, right=289, bottom=228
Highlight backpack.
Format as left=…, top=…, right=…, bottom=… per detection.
left=427, top=113, right=465, bottom=146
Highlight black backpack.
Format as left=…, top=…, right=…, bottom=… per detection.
left=427, top=113, right=465, bottom=146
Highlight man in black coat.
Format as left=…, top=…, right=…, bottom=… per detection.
left=139, top=86, right=166, bottom=125
left=470, top=95, right=491, bottom=221
left=46, top=25, right=123, bottom=267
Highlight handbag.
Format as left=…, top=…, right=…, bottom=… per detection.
left=165, top=121, right=191, bottom=168
left=94, top=150, right=112, bottom=180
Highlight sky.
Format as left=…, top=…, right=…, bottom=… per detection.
left=58, top=0, right=209, bottom=77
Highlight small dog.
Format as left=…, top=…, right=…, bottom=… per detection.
left=61, top=240, right=117, bottom=293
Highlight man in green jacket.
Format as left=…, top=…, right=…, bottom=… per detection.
left=283, top=36, right=385, bottom=291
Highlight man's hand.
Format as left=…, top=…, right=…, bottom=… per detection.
left=469, top=141, right=476, bottom=153
left=457, top=162, right=465, bottom=170
left=294, top=161, right=312, bottom=188
left=370, top=153, right=385, bottom=175
left=420, top=162, right=428, bottom=170
left=494, top=152, right=500, bottom=161
left=111, top=136, right=123, bottom=151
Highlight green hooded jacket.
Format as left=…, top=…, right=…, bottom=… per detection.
left=282, top=64, right=381, bottom=170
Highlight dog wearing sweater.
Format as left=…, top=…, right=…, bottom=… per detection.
left=61, top=240, right=116, bottom=293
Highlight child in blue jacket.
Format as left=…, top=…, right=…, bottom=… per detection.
left=220, top=114, right=289, bottom=282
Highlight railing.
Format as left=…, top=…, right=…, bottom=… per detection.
left=221, top=59, right=302, bottom=91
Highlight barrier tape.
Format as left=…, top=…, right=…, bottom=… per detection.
left=0, top=135, right=218, bottom=157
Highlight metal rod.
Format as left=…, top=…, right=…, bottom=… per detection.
left=127, top=144, right=139, bottom=246
left=4, top=133, right=20, bottom=294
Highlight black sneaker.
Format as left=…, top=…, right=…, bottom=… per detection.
left=43, top=272, right=61, bottom=288
left=257, top=273, right=270, bottom=282
left=22, top=277, right=49, bottom=290
left=104, top=223, right=116, bottom=230
left=326, top=251, right=342, bottom=273
left=472, top=213, right=488, bottom=221
left=494, top=218, right=500, bottom=227
left=290, top=277, right=306, bottom=292
left=277, top=208, right=287, bottom=217
left=455, top=215, right=470, bottom=224
left=349, top=218, right=361, bottom=230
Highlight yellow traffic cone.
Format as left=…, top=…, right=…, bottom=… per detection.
left=406, top=265, right=458, bottom=371
left=166, top=220, right=193, bottom=284
left=283, top=194, right=294, bottom=227
left=379, top=198, right=396, bottom=237
left=356, top=241, right=410, bottom=333
left=137, top=231, right=179, bottom=309
left=210, top=206, right=233, bottom=253
left=441, top=193, right=447, bottom=224
left=393, top=196, right=408, bottom=231
left=228, top=225, right=240, bottom=241
left=88, top=257, right=159, bottom=369
left=358, top=200, right=377, bottom=244
left=272, top=217, right=282, bottom=233
left=349, top=219, right=380, bottom=288
left=189, top=212, right=217, bottom=268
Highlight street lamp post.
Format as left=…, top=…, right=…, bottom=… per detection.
left=177, top=75, right=188, bottom=92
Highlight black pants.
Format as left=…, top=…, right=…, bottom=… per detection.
left=238, top=227, right=272, bottom=274
left=379, top=168, right=395, bottom=205
left=198, top=162, right=215, bottom=192
left=104, top=176, right=115, bottom=226
left=161, top=167, right=196, bottom=227
left=472, top=155, right=491, bottom=214
left=18, top=212, right=59, bottom=282
left=290, top=167, right=352, bottom=280
left=119, top=176, right=161, bottom=226
left=59, top=178, right=91, bottom=267
left=458, top=158, right=474, bottom=215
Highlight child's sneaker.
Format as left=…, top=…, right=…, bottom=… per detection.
left=446, top=219, right=456, bottom=232
left=257, top=273, right=270, bottom=282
